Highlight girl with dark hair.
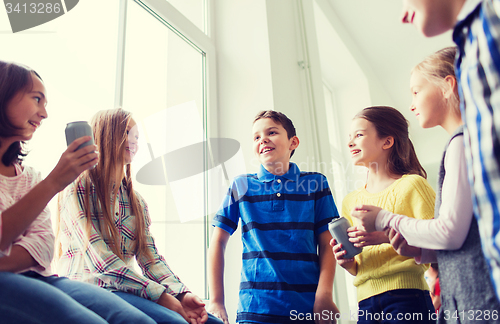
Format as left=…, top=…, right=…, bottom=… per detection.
left=351, top=47, right=500, bottom=323
left=353, top=106, right=426, bottom=179
left=331, top=105, right=436, bottom=323
left=56, top=108, right=223, bottom=324
left=0, top=60, right=154, bottom=324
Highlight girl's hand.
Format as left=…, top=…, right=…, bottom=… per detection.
left=207, top=301, right=229, bottom=324
left=387, top=228, right=421, bottom=257
left=179, top=292, right=209, bottom=324
left=350, top=205, right=382, bottom=233
left=46, top=136, right=98, bottom=192
left=157, top=292, right=191, bottom=323
left=330, top=238, right=356, bottom=269
left=347, top=226, right=389, bottom=247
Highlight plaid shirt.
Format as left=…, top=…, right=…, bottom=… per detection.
left=55, top=179, right=189, bottom=302
left=453, top=0, right=500, bottom=299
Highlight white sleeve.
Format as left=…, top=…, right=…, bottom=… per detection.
left=376, top=135, right=473, bottom=250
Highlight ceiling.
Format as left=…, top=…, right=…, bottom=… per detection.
left=325, top=0, right=455, bottom=166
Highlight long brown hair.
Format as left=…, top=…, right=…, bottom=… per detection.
left=81, top=108, right=151, bottom=260
left=0, top=61, right=42, bottom=166
left=355, top=106, right=427, bottom=179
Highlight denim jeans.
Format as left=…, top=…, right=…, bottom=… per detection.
left=0, top=271, right=155, bottom=324
left=113, top=291, right=224, bottom=324
left=358, top=289, right=435, bottom=324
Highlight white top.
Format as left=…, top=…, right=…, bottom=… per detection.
left=0, top=164, right=54, bottom=276
left=375, top=135, right=473, bottom=263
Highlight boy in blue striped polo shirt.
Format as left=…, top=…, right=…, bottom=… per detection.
left=400, top=0, right=500, bottom=302
left=208, top=110, right=340, bottom=324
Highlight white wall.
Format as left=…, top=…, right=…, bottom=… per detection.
left=213, top=1, right=274, bottom=320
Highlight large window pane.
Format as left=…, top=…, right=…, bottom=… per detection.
left=0, top=0, right=119, bottom=200
left=123, top=1, right=207, bottom=298
left=0, top=0, right=211, bottom=299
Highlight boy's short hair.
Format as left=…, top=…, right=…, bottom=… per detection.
left=253, top=110, right=297, bottom=158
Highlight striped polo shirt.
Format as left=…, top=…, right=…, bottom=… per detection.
left=212, top=162, right=338, bottom=323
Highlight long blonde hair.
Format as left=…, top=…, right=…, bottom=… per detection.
left=80, top=109, right=150, bottom=260
left=412, top=46, right=460, bottom=113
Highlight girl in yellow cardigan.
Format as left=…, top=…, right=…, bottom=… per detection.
left=331, top=106, right=435, bottom=323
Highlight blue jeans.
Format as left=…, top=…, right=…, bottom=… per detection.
left=113, top=291, right=224, bottom=324
left=358, top=289, right=435, bottom=324
left=0, top=271, right=155, bottom=324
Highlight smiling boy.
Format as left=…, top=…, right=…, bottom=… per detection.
left=208, top=110, right=339, bottom=324
left=399, top=0, right=500, bottom=301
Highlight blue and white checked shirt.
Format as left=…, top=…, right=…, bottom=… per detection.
left=453, top=0, right=500, bottom=300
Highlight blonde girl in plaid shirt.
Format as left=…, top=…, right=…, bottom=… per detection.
left=56, top=108, right=223, bottom=324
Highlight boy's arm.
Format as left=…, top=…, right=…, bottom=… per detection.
left=314, top=230, right=339, bottom=324
left=208, top=227, right=231, bottom=324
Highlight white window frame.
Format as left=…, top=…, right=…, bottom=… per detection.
left=113, top=0, right=218, bottom=298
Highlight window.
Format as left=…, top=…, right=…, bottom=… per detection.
left=0, top=0, right=120, bottom=180
left=122, top=0, right=208, bottom=297
left=167, top=0, right=207, bottom=34
left=1, top=0, right=216, bottom=299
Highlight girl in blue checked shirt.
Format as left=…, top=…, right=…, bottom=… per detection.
left=55, top=108, right=223, bottom=324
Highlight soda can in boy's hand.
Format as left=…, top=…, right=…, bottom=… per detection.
left=65, top=121, right=95, bottom=151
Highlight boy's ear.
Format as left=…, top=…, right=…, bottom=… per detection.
left=382, top=136, right=394, bottom=150
left=443, top=75, right=457, bottom=99
left=289, top=136, right=299, bottom=151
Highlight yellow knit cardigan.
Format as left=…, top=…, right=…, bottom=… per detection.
left=342, top=174, right=435, bottom=302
